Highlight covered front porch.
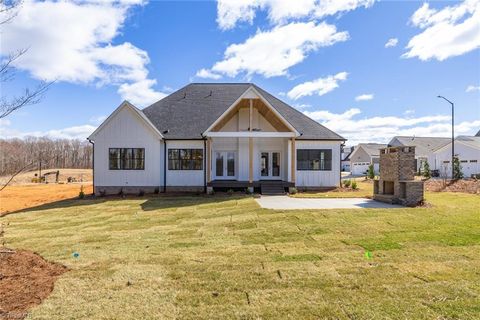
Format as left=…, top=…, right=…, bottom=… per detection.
left=202, top=87, right=299, bottom=193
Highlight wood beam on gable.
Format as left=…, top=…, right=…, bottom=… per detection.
left=211, top=98, right=291, bottom=132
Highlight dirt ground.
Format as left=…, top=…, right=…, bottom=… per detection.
left=0, top=183, right=93, bottom=215
left=425, top=178, right=480, bottom=194
left=0, top=168, right=92, bottom=186
left=0, top=249, right=67, bottom=320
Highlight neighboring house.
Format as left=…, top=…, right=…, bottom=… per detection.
left=88, top=83, right=345, bottom=194
left=430, top=136, right=480, bottom=178
left=388, top=136, right=451, bottom=171
left=341, top=146, right=353, bottom=172
left=348, top=143, right=387, bottom=175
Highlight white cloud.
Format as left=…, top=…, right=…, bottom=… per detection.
left=0, top=121, right=97, bottom=140
left=403, top=0, right=480, bottom=61
left=404, top=109, right=415, bottom=116
left=466, top=85, right=480, bottom=92
left=118, top=79, right=167, bottom=107
left=303, top=107, right=480, bottom=145
left=195, top=68, right=222, bottom=80
left=355, top=93, right=374, bottom=101
left=199, top=22, right=348, bottom=79
left=287, top=72, right=348, bottom=100
left=216, top=0, right=374, bottom=30
left=385, top=38, right=398, bottom=48
left=0, top=0, right=165, bottom=107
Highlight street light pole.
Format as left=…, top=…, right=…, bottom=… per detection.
left=437, top=95, right=454, bottom=179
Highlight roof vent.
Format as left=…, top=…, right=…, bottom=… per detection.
left=163, top=129, right=169, bottom=134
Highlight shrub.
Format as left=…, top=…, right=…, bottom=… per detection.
left=99, top=189, right=106, bottom=197
left=453, top=156, right=464, bottom=179
left=118, top=188, right=124, bottom=197
left=78, top=185, right=85, bottom=199
left=245, top=188, right=252, bottom=195
left=138, top=189, right=145, bottom=197
left=422, top=160, right=431, bottom=179
left=351, top=180, right=358, bottom=190
left=367, top=164, right=375, bottom=179
left=289, top=187, right=297, bottom=195
left=227, top=189, right=234, bottom=195
left=343, top=179, right=351, bottom=188
left=154, top=187, right=160, bottom=194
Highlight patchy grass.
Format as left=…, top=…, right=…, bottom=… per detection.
left=2, top=192, right=479, bottom=319
left=292, top=179, right=373, bottom=198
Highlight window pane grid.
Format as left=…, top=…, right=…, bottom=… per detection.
left=168, top=149, right=203, bottom=170
left=297, top=149, right=332, bottom=171
left=109, top=148, right=145, bottom=170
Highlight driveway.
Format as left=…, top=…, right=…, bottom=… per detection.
left=256, top=196, right=402, bottom=209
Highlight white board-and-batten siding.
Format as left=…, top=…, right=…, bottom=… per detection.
left=92, top=106, right=163, bottom=188
left=295, top=140, right=341, bottom=188
left=165, top=140, right=205, bottom=187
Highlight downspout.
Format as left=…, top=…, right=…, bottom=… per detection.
left=163, top=140, right=167, bottom=193
left=203, top=138, right=207, bottom=193
left=340, top=142, right=344, bottom=188
left=87, top=138, right=94, bottom=195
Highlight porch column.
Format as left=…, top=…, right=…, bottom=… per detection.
left=206, top=138, right=211, bottom=183
left=249, top=137, right=253, bottom=183
left=291, top=137, right=296, bottom=183
left=248, top=99, right=253, bottom=185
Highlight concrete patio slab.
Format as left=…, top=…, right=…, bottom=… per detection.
left=255, top=196, right=403, bottom=210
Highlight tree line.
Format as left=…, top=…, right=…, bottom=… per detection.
left=0, top=137, right=92, bottom=176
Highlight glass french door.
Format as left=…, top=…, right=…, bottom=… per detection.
left=214, top=151, right=236, bottom=179
left=260, top=151, right=281, bottom=179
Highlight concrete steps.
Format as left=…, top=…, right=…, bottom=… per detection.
left=260, top=181, right=286, bottom=195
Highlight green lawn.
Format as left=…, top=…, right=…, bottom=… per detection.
left=2, top=192, right=480, bottom=319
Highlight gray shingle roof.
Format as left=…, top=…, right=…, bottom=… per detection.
left=476, top=129, right=480, bottom=137
left=142, top=83, right=344, bottom=140
left=357, top=143, right=388, bottom=157
left=390, top=136, right=451, bottom=157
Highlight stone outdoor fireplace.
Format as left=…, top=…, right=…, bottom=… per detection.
left=373, top=146, right=424, bottom=207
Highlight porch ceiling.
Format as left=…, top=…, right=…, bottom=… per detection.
left=211, top=98, right=292, bottom=132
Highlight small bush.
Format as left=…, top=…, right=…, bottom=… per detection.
left=367, top=164, right=375, bottom=179
left=227, top=189, right=234, bottom=195
left=289, top=187, right=298, bottom=194
left=422, top=160, right=431, bottom=179
left=245, top=188, right=252, bottom=195
left=351, top=180, right=358, bottom=190
left=99, top=189, right=106, bottom=197
left=79, top=185, right=85, bottom=199
left=343, top=179, right=351, bottom=188
left=118, top=188, right=124, bottom=197
left=138, top=189, right=145, bottom=197
left=154, top=187, right=160, bottom=194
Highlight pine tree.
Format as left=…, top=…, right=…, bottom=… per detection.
left=422, top=160, right=431, bottom=179
left=367, top=164, right=375, bottom=179
left=452, top=156, right=463, bottom=179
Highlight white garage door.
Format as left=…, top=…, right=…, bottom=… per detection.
left=352, top=162, right=369, bottom=175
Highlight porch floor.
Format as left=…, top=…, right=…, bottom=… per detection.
left=207, top=180, right=294, bottom=188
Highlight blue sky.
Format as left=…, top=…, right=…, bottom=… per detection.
left=1, top=0, right=479, bottom=144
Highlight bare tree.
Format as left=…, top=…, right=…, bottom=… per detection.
left=0, top=0, right=53, bottom=119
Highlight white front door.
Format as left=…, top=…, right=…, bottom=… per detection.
left=214, top=151, right=236, bottom=179
left=260, top=151, right=281, bottom=179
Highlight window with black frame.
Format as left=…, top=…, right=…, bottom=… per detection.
left=297, top=149, right=332, bottom=171
left=109, top=148, right=145, bottom=170
left=168, top=149, right=203, bottom=170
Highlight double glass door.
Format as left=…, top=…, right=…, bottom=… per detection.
left=215, top=151, right=236, bottom=179
left=260, top=151, right=281, bottom=179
